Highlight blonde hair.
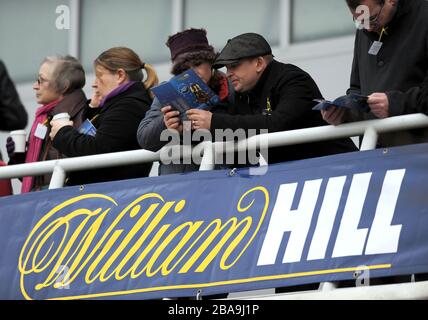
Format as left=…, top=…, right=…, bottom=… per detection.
left=94, top=47, right=159, bottom=91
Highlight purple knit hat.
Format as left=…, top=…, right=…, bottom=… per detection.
left=166, top=28, right=217, bottom=75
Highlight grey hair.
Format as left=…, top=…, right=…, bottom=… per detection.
left=42, top=55, right=85, bottom=94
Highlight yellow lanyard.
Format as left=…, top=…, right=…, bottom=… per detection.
left=90, top=113, right=100, bottom=123
left=378, top=27, right=389, bottom=42
left=266, top=97, right=272, bottom=114
left=42, top=115, right=53, bottom=126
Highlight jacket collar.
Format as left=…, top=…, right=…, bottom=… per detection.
left=394, top=0, right=413, bottom=19
left=49, top=89, right=87, bottom=119
left=100, top=81, right=137, bottom=108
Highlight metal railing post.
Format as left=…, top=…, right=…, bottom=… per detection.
left=319, top=281, right=339, bottom=291
left=199, top=141, right=215, bottom=171
left=49, top=165, right=66, bottom=189
left=360, top=126, right=379, bottom=151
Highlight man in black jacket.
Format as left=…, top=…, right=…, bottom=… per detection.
left=322, top=0, right=428, bottom=147
left=0, top=60, right=28, bottom=161
left=187, top=33, right=357, bottom=166
left=0, top=60, right=27, bottom=131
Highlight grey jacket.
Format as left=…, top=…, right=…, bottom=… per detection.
left=137, top=97, right=200, bottom=175
left=345, top=0, right=428, bottom=147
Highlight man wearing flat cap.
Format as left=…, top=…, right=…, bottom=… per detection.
left=187, top=33, right=356, bottom=165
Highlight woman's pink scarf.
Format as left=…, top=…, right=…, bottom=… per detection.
left=21, top=99, right=60, bottom=193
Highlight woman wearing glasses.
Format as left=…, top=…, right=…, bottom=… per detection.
left=6, top=55, right=87, bottom=192
left=49, top=47, right=158, bottom=186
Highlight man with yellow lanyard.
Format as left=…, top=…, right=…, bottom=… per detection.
left=187, top=33, right=357, bottom=167
left=322, top=0, right=428, bottom=148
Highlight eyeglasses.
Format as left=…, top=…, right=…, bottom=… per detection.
left=353, top=3, right=385, bottom=27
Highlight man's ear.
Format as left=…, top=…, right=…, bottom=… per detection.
left=255, top=57, right=266, bottom=73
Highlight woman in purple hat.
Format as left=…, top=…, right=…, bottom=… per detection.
left=137, top=28, right=234, bottom=175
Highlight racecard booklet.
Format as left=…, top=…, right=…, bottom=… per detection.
left=312, top=93, right=369, bottom=111
left=151, top=69, right=220, bottom=119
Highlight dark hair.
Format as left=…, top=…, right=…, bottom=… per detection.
left=345, top=0, right=385, bottom=10
left=43, top=55, right=85, bottom=95
left=263, top=54, right=274, bottom=64
left=171, top=51, right=217, bottom=76
left=94, top=47, right=158, bottom=89
left=208, top=70, right=226, bottom=95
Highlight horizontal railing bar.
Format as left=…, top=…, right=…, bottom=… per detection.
left=1, top=114, right=428, bottom=180
left=0, top=149, right=160, bottom=179
left=234, top=280, right=428, bottom=300
left=216, top=114, right=428, bottom=154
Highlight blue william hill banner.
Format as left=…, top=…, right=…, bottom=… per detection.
left=1, top=143, right=428, bottom=300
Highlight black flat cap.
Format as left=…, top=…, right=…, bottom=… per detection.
left=213, top=33, right=272, bottom=69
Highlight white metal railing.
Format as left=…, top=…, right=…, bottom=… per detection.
left=237, top=281, right=428, bottom=300
left=2, top=113, right=428, bottom=188
left=1, top=113, right=428, bottom=300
